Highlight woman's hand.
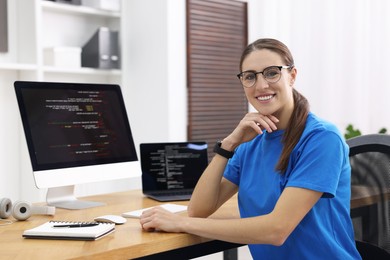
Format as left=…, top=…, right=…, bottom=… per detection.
left=223, top=113, right=279, bottom=149
left=140, top=206, right=185, bottom=233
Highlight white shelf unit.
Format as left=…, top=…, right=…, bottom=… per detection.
left=0, top=0, right=128, bottom=202
left=0, top=63, right=37, bottom=71
left=41, top=0, right=121, bottom=18
left=0, top=0, right=123, bottom=83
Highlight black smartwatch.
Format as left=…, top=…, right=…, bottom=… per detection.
left=213, top=141, right=234, bottom=159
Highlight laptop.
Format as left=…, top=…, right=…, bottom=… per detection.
left=140, top=141, right=208, bottom=201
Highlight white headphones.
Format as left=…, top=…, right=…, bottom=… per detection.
left=0, top=198, right=55, bottom=221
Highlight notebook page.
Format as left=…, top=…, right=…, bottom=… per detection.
left=122, top=203, right=188, bottom=218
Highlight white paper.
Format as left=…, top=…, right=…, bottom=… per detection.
left=122, top=203, right=188, bottom=218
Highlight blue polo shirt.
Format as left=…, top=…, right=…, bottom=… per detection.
left=224, top=113, right=361, bottom=260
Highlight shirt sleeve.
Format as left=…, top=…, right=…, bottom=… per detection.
left=223, top=144, right=244, bottom=186
left=283, top=130, right=348, bottom=198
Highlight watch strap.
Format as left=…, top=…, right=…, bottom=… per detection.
left=213, top=141, right=234, bottom=159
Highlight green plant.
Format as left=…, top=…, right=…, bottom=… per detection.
left=344, top=124, right=362, bottom=139
left=344, top=124, right=387, bottom=139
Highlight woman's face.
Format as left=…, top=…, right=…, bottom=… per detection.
left=241, top=49, right=296, bottom=127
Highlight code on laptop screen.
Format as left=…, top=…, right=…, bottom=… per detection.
left=140, top=142, right=208, bottom=190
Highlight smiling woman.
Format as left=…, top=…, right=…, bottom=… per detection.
left=140, top=38, right=362, bottom=260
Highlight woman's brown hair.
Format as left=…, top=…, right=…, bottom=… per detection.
left=239, top=38, right=309, bottom=173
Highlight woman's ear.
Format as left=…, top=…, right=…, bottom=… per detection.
left=290, top=67, right=297, bottom=86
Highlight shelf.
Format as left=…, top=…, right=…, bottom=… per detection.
left=0, top=63, right=38, bottom=71
left=0, top=63, right=121, bottom=76
left=0, top=1, right=123, bottom=82
left=41, top=1, right=120, bottom=18
left=43, top=66, right=121, bottom=75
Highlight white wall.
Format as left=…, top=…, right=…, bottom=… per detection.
left=122, top=0, right=187, bottom=145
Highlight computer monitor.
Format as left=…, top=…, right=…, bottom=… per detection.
left=14, top=81, right=141, bottom=209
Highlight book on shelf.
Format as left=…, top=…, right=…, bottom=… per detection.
left=22, top=221, right=115, bottom=241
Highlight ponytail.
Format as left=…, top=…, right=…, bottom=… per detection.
left=276, top=89, right=309, bottom=173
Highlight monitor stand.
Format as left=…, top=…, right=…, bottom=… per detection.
left=46, top=185, right=106, bottom=210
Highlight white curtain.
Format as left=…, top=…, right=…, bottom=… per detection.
left=247, top=0, right=390, bottom=136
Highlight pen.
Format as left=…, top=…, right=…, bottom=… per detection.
left=53, top=223, right=99, bottom=228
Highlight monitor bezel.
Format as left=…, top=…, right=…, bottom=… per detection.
left=14, top=81, right=138, bottom=172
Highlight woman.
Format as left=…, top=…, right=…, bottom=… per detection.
left=140, top=38, right=361, bottom=259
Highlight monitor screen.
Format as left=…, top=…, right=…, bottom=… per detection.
left=14, top=81, right=141, bottom=209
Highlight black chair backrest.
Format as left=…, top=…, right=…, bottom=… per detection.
left=346, top=134, right=390, bottom=255
left=355, top=240, right=390, bottom=260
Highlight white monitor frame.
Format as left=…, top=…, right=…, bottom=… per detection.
left=37, top=162, right=141, bottom=209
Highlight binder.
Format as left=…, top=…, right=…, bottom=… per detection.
left=81, top=27, right=120, bottom=69
left=23, top=221, right=115, bottom=240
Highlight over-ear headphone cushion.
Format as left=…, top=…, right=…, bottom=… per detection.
left=0, top=198, right=12, bottom=219
left=12, top=201, right=32, bottom=221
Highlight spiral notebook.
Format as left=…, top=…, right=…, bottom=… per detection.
left=23, top=221, right=115, bottom=241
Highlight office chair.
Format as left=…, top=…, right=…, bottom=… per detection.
left=347, top=134, right=390, bottom=259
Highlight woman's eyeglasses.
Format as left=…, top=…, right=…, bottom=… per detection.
left=237, top=65, right=292, bottom=88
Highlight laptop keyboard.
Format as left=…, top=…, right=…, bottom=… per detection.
left=150, top=190, right=193, bottom=196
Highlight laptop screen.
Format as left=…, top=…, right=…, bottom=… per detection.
left=140, top=142, right=208, bottom=192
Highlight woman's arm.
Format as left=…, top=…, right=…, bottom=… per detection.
left=187, top=154, right=238, bottom=218
left=140, top=187, right=322, bottom=246
left=188, top=113, right=280, bottom=217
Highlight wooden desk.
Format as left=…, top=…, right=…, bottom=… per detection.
left=0, top=190, right=241, bottom=260
left=2, top=186, right=385, bottom=259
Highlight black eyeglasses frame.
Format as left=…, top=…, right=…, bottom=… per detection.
left=236, top=65, right=293, bottom=88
